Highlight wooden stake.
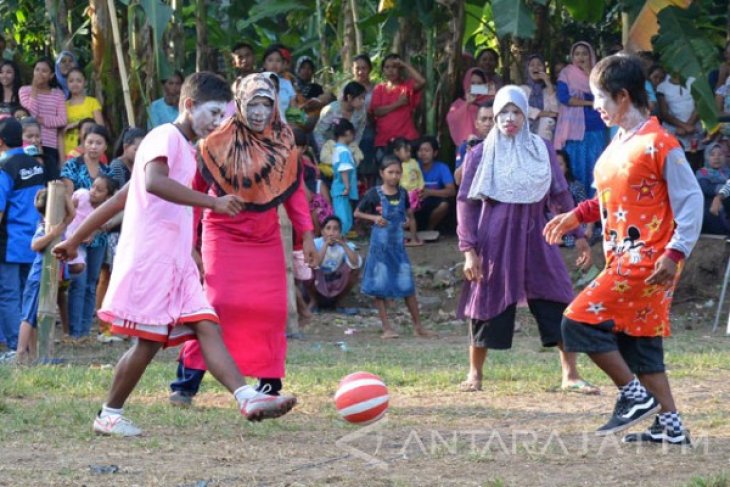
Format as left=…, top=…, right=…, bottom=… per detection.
left=107, top=0, right=135, bottom=126
left=36, top=181, right=67, bottom=362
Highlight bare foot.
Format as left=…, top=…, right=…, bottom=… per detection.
left=381, top=330, right=400, bottom=339
left=415, top=329, right=439, bottom=338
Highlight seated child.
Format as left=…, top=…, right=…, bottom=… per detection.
left=306, top=215, right=362, bottom=312
left=293, top=128, right=332, bottom=234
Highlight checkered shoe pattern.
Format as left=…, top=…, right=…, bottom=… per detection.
left=620, top=377, right=648, bottom=401
left=658, top=411, right=683, bottom=434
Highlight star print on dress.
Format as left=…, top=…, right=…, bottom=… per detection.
left=635, top=306, right=652, bottom=322
left=645, top=215, right=662, bottom=234
left=641, top=284, right=660, bottom=297
left=642, top=246, right=657, bottom=260
left=631, top=178, right=658, bottom=201
left=612, top=280, right=631, bottom=293
left=613, top=206, right=628, bottom=222
left=644, top=143, right=658, bottom=158
left=587, top=302, right=606, bottom=314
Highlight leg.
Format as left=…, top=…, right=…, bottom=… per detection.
left=189, top=320, right=245, bottom=393
left=16, top=321, right=32, bottom=364
left=304, top=279, right=320, bottom=311
left=427, top=201, right=450, bottom=231
left=57, top=286, right=69, bottom=336
left=105, top=338, right=162, bottom=408
left=638, top=372, right=676, bottom=413
left=586, top=350, right=634, bottom=387
left=374, top=298, right=398, bottom=338
left=81, top=244, right=106, bottom=336
left=332, top=269, right=360, bottom=308
left=460, top=345, right=487, bottom=392
left=0, top=262, right=22, bottom=350
left=96, top=264, right=112, bottom=335
left=405, top=295, right=436, bottom=337
left=67, top=262, right=87, bottom=338
left=27, top=327, right=37, bottom=361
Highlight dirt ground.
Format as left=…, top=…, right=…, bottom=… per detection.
left=1, top=236, right=729, bottom=487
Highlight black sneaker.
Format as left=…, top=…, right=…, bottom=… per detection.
left=622, top=417, right=692, bottom=446
left=595, top=392, right=660, bottom=436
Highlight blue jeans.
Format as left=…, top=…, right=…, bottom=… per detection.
left=0, top=261, right=31, bottom=349
left=68, top=243, right=106, bottom=337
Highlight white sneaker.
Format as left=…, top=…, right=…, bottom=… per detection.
left=97, top=333, right=124, bottom=344
left=240, top=393, right=297, bottom=422
left=93, top=413, right=143, bottom=437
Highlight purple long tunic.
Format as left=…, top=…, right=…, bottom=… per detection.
left=456, top=140, right=581, bottom=321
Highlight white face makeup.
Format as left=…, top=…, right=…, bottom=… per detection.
left=590, top=82, right=620, bottom=127
left=190, top=101, right=228, bottom=137
left=245, top=96, right=274, bottom=133
left=496, top=103, right=524, bottom=137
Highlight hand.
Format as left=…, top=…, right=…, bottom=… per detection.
left=211, top=195, right=245, bottom=216
left=375, top=215, right=388, bottom=227
left=52, top=239, right=79, bottom=261
left=463, top=250, right=482, bottom=282
left=419, top=188, right=430, bottom=201
left=36, top=115, right=44, bottom=125
left=710, top=195, right=723, bottom=216
left=683, top=123, right=696, bottom=134
left=574, top=237, right=592, bottom=271
left=466, top=92, right=476, bottom=104
left=645, top=255, right=677, bottom=286
left=543, top=211, right=580, bottom=245
left=302, top=233, right=318, bottom=268
left=342, top=187, right=349, bottom=196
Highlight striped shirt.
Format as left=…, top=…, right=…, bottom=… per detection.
left=18, top=86, right=67, bottom=150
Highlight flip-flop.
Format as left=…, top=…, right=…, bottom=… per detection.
left=459, top=379, right=482, bottom=392
left=561, top=380, right=601, bottom=395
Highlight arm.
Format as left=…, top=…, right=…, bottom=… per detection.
left=372, top=96, right=407, bottom=117
left=283, top=175, right=316, bottom=266
left=31, top=224, right=65, bottom=252
left=341, top=169, right=352, bottom=195
left=424, top=183, right=456, bottom=199
left=339, top=241, right=362, bottom=268
left=657, top=94, right=689, bottom=129
left=456, top=149, right=483, bottom=252
left=313, top=240, right=328, bottom=267
left=43, top=92, right=68, bottom=128
left=18, top=86, right=38, bottom=115
left=401, top=61, right=426, bottom=91
left=556, top=81, right=591, bottom=107
left=406, top=208, right=419, bottom=241
left=92, top=109, right=105, bottom=126
left=145, top=159, right=242, bottom=214
left=663, top=148, right=704, bottom=259
left=312, top=105, right=333, bottom=149
left=55, top=183, right=129, bottom=252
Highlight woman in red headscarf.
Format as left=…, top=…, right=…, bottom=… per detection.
left=170, top=73, right=316, bottom=403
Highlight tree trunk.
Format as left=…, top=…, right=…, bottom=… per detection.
left=349, top=0, right=363, bottom=54
left=439, top=0, right=464, bottom=158
left=46, top=0, right=71, bottom=53
left=170, top=0, right=185, bottom=70
left=342, top=0, right=355, bottom=74
left=278, top=207, right=299, bottom=337
left=195, top=0, right=209, bottom=72
left=316, top=0, right=330, bottom=75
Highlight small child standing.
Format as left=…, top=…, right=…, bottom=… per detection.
left=53, top=72, right=296, bottom=437
left=15, top=189, right=74, bottom=364
left=390, top=137, right=424, bottom=211
left=354, top=156, right=435, bottom=339
left=331, top=118, right=358, bottom=235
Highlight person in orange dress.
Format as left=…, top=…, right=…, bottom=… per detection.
left=544, top=54, right=703, bottom=445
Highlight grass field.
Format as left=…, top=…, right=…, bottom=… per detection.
left=1, top=306, right=729, bottom=486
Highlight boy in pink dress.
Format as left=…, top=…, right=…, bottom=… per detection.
left=53, top=72, right=296, bottom=437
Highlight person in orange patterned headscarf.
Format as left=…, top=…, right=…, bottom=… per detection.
left=169, top=73, right=316, bottom=406
left=545, top=54, right=702, bottom=446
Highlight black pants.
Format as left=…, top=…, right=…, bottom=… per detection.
left=170, top=362, right=283, bottom=396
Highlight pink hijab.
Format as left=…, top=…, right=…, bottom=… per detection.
left=446, top=68, right=489, bottom=146
left=553, top=41, right=597, bottom=149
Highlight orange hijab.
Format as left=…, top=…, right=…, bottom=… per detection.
left=200, top=73, right=300, bottom=211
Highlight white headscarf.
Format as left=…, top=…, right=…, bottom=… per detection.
left=467, top=85, right=551, bottom=203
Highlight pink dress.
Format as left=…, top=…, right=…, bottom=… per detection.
left=179, top=171, right=313, bottom=379
left=98, top=124, right=217, bottom=346
left=65, top=189, right=93, bottom=267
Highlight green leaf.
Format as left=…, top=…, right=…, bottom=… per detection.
left=138, top=0, right=174, bottom=80
left=652, top=5, right=718, bottom=130
left=492, top=0, right=535, bottom=39
left=562, top=0, right=605, bottom=23
left=236, top=1, right=310, bottom=30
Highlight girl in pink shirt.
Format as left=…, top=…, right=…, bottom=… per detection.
left=53, top=72, right=297, bottom=437
left=19, top=57, right=67, bottom=170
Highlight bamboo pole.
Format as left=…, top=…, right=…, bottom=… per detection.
left=36, top=181, right=66, bottom=362
left=278, top=207, right=300, bottom=337
left=107, top=0, right=135, bottom=127
left=349, top=0, right=362, bottom=55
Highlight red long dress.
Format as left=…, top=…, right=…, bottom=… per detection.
left=179, top=170, right=313, bottom=378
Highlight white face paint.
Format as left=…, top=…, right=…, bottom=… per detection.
left=496, top=103, right=524, bottom=137
left=190, top=101, right=228, bottom=138
left=245, top=96, right=274, bottom=133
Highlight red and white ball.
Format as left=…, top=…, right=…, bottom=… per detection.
left=334, top=372, right=389, bottom=424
